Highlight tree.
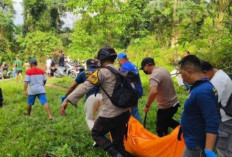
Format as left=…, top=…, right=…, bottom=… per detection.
left=0, top=0, right=14, bottom=62
left=67, top=0, right=129, bottom=56
left=22, top=0, right=69, bottom=35
left=17, top=31, right=63, bottom=62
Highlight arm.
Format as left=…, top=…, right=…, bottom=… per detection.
left=65, top=82, right=78, bottom=96
left=24, top=82, right=29, bottom=96
left=60, top=80, right=95, bottom=115
left=205, top=133, right=217, bottom=150
left=197, top=89, right=219, bottom=151
left=61, top=72, right=83, bottom=102
left=144, top=86, right=158, bottom=113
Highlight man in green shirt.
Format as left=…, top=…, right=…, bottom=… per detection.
left=14, top=56, right=23, bottom=82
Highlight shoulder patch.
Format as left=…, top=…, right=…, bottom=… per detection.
left=213, top=87, right=218, bottom=96
left=87, top=70, right=99, bottom=85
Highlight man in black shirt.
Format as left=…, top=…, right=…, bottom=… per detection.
left=58, top=51, right=65, bottom=67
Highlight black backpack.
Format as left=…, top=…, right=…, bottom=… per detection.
left=119, top=70, right=141, bottom=97
left=99, top=66, right=139, bottom=108
left=219, top=73, right=232, bottom=116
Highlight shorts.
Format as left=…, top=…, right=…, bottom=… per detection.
left=16, top=70, right=22, bottom=74
left=46, top=68, right=51, bottom=74
left=28, top=93, right=48, bottom=106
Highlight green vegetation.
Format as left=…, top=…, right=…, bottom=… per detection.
left=0, top=0, right=231, bottom=71
left=0, top=74, right=187, bottom=156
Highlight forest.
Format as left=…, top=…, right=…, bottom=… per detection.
left=0, top=0, right=232, bottom=71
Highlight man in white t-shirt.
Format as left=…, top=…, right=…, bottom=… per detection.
left=46, top=56, right=52, bottom=78
left=202, top=61, right=232, bottom=157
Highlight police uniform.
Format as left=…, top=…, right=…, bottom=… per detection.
left=74, top=67, right=102, bottom=130
left=68, top=64, right=130, bottom=154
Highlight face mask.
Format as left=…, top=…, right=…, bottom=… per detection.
left=143, top=69, right=148, bottom=74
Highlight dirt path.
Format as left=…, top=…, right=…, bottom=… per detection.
left=45, top=84, right=67, bottom=90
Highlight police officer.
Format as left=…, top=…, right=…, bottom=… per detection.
left=60, top=46, right=130, bottom=157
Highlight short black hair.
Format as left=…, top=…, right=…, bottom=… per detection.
left=201, top=60, right=214, bottom=71
left=178, top=55, right=202, bottom=72
left=140, top=57, right=155, bottom=70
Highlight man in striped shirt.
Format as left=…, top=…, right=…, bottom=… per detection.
left=24, top=58, right=53, bottom=120
left=141, top=57, right=179, bottom=137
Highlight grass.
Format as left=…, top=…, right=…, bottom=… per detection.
left=0, top=72, right=188, bottom=157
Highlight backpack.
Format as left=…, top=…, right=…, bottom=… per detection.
left=99, top=66, right=139, bottom=108
left=119, top=70, right=141, bottom=96
left=220, top=73, right=232, bottom=116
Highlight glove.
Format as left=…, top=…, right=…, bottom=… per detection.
left=204, top=149, right=217, bottom=157
left=61, top=95, right=67, bottom=103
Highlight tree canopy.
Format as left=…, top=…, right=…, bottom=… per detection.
left=0, top=0, right=231, bottom=71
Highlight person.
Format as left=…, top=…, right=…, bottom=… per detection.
left=1, top=62, right=7, bottom=80
left=141, top=57, right=179, bottom=137
left=117, top=52, right=143, bottom=123
left=202, top=60, right=232, bottom=157
left=50, top=57, right=56, bottom=77
left=24, top=62, right=30, bottom=71
left=60, top=46, right=130, bottom=157
left=178, top=55, right=219, bottom=157
left=45, top=56, right=52, bottom=78
left=58, top=51, right=65, bottom=67
left=61, top=59, right=102, bottom=130
left=24, top=58, right=53, bottom=120
left=14, top=56, right=23, bottom=82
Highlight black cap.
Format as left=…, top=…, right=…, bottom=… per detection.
left=29, top=58, right=37, bottom=64
left=97, top=46, right=117, bottom=61
left=140, top=57, right=155, bottom=70
left=86, top=59, right=96, bottom=67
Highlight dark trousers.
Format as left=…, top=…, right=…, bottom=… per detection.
left=156, top=104, right=179, bottom=137
left=92, top=111, right=130, bottom=154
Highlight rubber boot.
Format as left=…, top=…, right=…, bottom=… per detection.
left=107, top=147, right=123, bottom=157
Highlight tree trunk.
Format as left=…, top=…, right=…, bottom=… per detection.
left=171, top=0, right=181, bottom=48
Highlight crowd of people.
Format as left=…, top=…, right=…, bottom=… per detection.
left=1, top=46, right=231, bottom=157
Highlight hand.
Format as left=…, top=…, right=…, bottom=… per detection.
left=60, top=103, right=68, bottom=116
left=61, top=95, right=67, bottom=103
left=204, top=149, right=217, bottom=157
left=144, top=105, right=150, bottom=113
left=24, top=91, right=28, bottom=97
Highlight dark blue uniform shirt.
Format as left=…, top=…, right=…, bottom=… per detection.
left=181, top=78, right=219, bottom=149
left=75, top=67, right=97, bottom=99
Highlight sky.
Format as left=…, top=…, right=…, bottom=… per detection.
left=13, top=0, right=23, bottom=25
